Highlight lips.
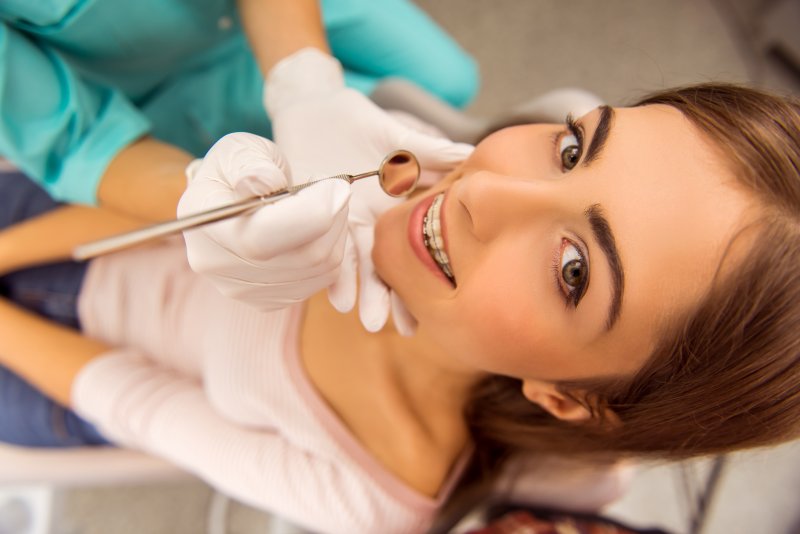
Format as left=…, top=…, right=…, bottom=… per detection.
left=408, top=190, right=456, bottom=286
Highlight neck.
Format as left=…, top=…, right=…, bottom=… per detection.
left=379, top=323, right=482, bottom=417
left=301, top=293, right=480, bottom=495
left=301, top=292, right=482, bottom=442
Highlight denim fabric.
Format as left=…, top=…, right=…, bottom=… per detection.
left=0, top=171, right=111, bottom=447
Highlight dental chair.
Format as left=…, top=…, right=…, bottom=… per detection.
left=0, top=442, right=192, bottom=534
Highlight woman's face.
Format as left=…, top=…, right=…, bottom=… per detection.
left=373, top=105, right=756, bottom=382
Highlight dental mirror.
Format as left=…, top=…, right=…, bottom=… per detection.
left=376, top=150, right=420, bottom=197
left=73, top=149, right=420, bottom=260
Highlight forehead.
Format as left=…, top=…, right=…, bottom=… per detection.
left=585, top=104, right=756, bottom=368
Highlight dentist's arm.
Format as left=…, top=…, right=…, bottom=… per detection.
left=97, top=137, right=194, bottom=222
left=236, top=0, right=329, bottom=74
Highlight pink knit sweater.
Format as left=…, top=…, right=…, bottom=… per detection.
left=72, top=241, right=467, bottom=533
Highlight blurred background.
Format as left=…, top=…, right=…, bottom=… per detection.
left=422, top=0, right=798, bottom=114
left=1, top=1, right=799, bottom=533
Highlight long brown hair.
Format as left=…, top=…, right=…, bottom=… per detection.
left=461, top=83, right=800, bottom=490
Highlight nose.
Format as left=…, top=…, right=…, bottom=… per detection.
left=455, top=169, right=567, bottom=242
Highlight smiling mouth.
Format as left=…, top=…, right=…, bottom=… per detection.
left=422, top=193, right=456, bottom=284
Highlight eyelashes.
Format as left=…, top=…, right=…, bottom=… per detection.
left=552, top=238, right=590, bottom=308
left=565, top=114, right=584, bottom=146
left=553, top=114, right=585, bottom=171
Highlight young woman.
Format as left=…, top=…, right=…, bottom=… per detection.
left=0, top=83, right=798, bottom=533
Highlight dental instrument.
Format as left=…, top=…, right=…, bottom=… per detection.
left=72, top=150, right=420, bottom=261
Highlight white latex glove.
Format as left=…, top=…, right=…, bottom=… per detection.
left=265, top=47, right=474, bottom=334
left=178, top=132, right=351, bottom=310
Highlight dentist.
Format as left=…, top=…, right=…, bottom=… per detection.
left=0, top=0, right=476, bottom=330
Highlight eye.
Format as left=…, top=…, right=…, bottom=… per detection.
left=556, top=115, right=584, bottom=171
left=559, top=134, right=581, bottom=170
left=557, top=239, right=589, bottom=307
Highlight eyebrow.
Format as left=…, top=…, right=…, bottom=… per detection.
left=585, top=204, right=624, bottom=330
left=578, top=106, right=624, bottom=330
left=582, top=105, right=614, bottom=166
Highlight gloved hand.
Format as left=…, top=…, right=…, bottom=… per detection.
left=264, top=47, right=473, bottom=334
left=178, top=132, right=351, bottom=310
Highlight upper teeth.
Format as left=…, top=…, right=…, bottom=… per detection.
left=423, top=193, right=455, bottom=282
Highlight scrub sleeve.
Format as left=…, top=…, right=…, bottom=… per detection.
left=0, top=22, right=150, bottom=205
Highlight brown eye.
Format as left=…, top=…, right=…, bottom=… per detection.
left=558, top=130, right=582, bottom=171
left=562, top=258, right=587, bottom=288
left=559, top=239, right=589, bottom=307
left=561, top=145, right=581, bottom=170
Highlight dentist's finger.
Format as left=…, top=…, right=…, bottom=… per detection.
left=328, top=237, right=358, bottom=313
left=204, top=179, right=351, bottom=262
left=352, top=223, right=390, bottom=333
left=391, top=291, right=417, bottom=337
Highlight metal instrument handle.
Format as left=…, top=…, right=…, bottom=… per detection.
left=72, top=190, right=291, bottom=260
left=71, top=173, right=365, bottom=261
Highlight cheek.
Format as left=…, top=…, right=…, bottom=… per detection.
left=429, top=251, right=562, bottom=376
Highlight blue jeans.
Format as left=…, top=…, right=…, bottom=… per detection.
left=0, top=172, right=110, bottom=447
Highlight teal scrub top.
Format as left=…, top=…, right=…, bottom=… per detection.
left=0, top=0, right=478, bottom=205
left=0, top=0, right=266, bottom=204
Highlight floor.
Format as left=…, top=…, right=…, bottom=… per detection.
left=2, top=1, right=799, bottom=533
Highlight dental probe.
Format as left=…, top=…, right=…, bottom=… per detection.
left=72, top=150, right=420, bottom=261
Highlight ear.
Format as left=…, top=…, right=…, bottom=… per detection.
left=521, top=379, right=594, bottom=422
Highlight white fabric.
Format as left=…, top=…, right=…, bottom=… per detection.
left=71, top=243, right=451, bottom=534
left=265, top=48, right=474, bottom=333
